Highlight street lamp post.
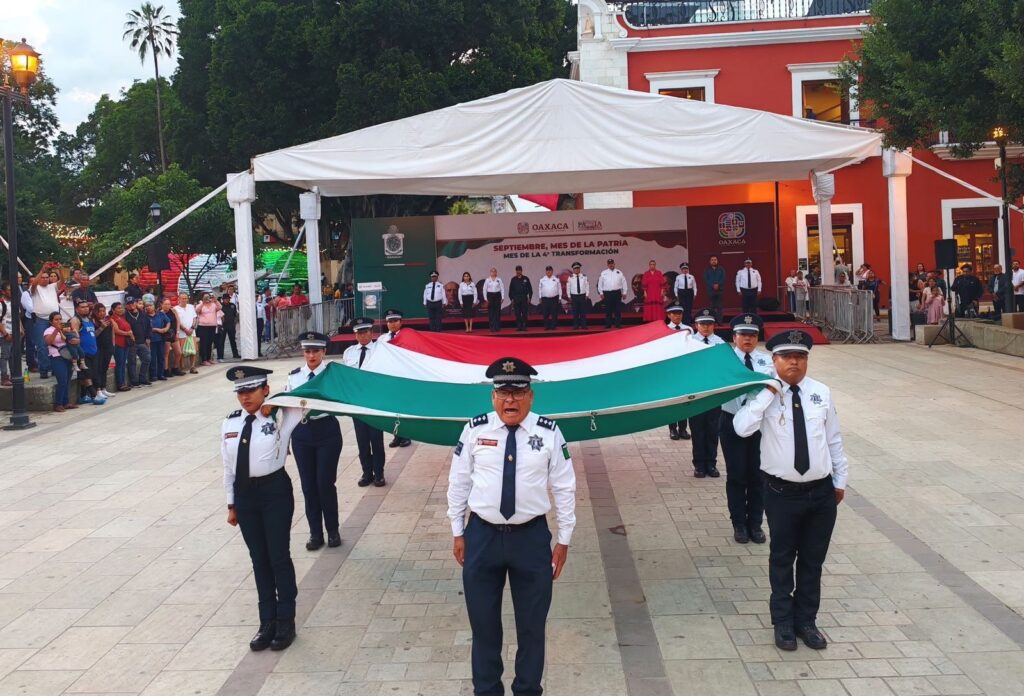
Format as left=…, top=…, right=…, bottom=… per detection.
left=993, top=127, right=1014, bottom=317
left=2, top=38, right=40, bottom=431
left=149, top=201, right=162, bottom=300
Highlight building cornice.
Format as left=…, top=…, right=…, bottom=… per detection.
left=609, top=24, right=866, bottom=52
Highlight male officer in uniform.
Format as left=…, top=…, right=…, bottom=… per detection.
left=286, top=332, right=342, bottom=551
left=537, top=266, right=560, bottom=331
left=423, top=272, right=446, bottom=332
left=598, top=258, right=628, bottom=329
left=508, top=266, right=533, bottom=332
left=484, top=268, right=506, bottom=332
left=448, top=357, right=577, bottom=696
left=719, top=314, right=774, bottom=544
left=733, top=330, right=848, bottom=652
left=222, top=366, right=302, bottom=651
left=674, top=263, right=698, bottom=324
left=343, top=318, right=387, bottom=486
left=665, top=304, right=691, bottom=441
left=690, top=308, right=725, bottom=477
left=568, top=262, right=589, bottom=329
left=736, top=258, right=762, bottom=314
left=378, top=309, right=412, bottom=447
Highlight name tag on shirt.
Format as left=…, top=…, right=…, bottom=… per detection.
left=477, top=438, right=498, bottom=447
left=224, top=432, right=239, bottom=439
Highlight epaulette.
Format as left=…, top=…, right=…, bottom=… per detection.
left=227, top=409, right=242, bottom=418
left=537, top=416, right=556, bottom=430
left=289, top=367, right=301, bottom=375
left=471, top=413, right=489, bottom=427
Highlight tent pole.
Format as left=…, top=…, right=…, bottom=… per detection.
left=812, top=173, right=836, bottom=285
left=227, top=172, right=259, bottom=360
left=299, top=189, right=324, bottom=333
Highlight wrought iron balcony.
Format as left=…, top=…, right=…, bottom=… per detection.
left=613, top=0, right=872, bottom=28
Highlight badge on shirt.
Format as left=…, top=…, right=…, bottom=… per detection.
left=477, top=438, right=498, bottom=447
left=528, top=434, right=543, bottom=451
left=454, top=441, right=464, bottom=456
left=562, top=444, right=571, bottom=460
left=261, top=422, right=277, bottom=436
left=224, top=432, right=239, bottom=439
left=809, top=393, right=823, bottom=405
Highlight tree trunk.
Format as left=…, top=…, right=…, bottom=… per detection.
left=151, top=43, right=167, bottom=173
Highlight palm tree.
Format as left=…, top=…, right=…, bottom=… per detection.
left=123, top=3, right=177, bottom=173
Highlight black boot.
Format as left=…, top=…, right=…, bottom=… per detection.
left=357, top=474, right=374, bottom=487
left=305, top=535, right=324, bottom=551
left=669, top=425, right=680, bottom=441
left=249, top=621, right=276, bottom=651
left=733, top=525, right=749, bottom=544
left=774, top=623, right=797, bottom=651
left=270, top=619, right=296, bottom=651
left=796, top=624, right=828, bottom=650
left=327, top=531, right=342, bottom=548
left=748, top=527, right=766, bottom=544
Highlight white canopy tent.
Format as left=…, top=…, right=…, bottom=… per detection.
left=229, top=78, right=888, bottom=359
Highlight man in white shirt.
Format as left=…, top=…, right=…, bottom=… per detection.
left=736, top=258, right=762, bottom=314
left=784, top=270, right=798, bottom=313
left=448, top=356, right=576, bottom=696
left=343, top=318, right=387, bottom=486
left=254, top=292, right=266, bottom=357
left=665, top=305, right=692, bottom=442
left=29, top=263, right=61, bottom=378
left=537, top=266, right=561, bottom=331
left=423, top=271, right=446, bottom=332
left=690, top=308, right=726, bottom=478
left=0, top=281, right=14, bottom=386
left=1012, top=260, right=1024, bottom=312
left=483, top=268, right=505, bottom=333
left=568, top=262, right=590, bottom=329
left=378, top=309, right=412, bottom=449
left=674, top=262, right=698, bottom=323
left=732, top=330, right=848, bottom=653
left=598, top=258, right=628, bottom=329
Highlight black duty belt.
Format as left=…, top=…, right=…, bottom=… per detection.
left=764, top=473, right=830, bottom=492
left=471, top=512, right=543, bottom=532
left=240, top=467, right=287, bottom=489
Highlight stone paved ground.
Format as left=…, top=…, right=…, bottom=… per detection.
left=1, top=344, right=1023, bottom=695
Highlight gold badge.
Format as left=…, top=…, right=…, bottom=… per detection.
left=234, top=369, right=245, bottom=379
left=502, top=361, right=516, bottom=374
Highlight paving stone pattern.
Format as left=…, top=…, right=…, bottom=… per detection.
left=0, top=344, right=1022, bottom=695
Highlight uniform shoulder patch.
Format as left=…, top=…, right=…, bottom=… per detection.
left=471, top=413, right=489, bottom=426
left=454, top=441, right=464, bottom=456
left=227, top=409, right=242, bottom=418
left=537, top=416, right=555, bottom=430
left=289, top=367, right=301, bottom=375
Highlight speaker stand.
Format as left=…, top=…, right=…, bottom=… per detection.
left=928, top=271, right=973, bottom=349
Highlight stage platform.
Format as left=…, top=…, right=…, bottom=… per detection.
left=326, top=311, right=828, bottom=353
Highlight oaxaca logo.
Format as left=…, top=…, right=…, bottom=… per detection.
left=517, top=222, right=530, bottom=235
left=717, top=212, right=747, bottom=247
left=382, top=224, right=405, bottom=258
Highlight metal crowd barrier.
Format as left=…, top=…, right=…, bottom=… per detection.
left=264, top=299, right=355, bottom=358
left=807, top=286, right=878, bottom=344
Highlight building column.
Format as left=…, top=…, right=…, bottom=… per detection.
left=811, top=173, right=836, bottom=285
left=227, top=172, right=259, bottom=360
left=884, top=149, right=913, bottom=341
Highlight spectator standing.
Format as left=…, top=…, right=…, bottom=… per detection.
left=196, top=293, right=221, bottom=366
left=988, top=264, right=1005, bottom=319
left=220, top=295, right=240, bottom=359
left=784, top=270, right=798, bottom=312
left=262, top=287, right=275, bottom=342
left=922, top=279, right=944, bottom=324
left=173, top=293, right=199, bottom=375
left=91, top=304, right=115, bottom=398
left=834, top=256, right=850, bottom=284
left=29, top=263, right=61, bottom=379
left=149, top=301, right=170, bottom=381
left=125, top=273, right=144, bottom=301
left=703, top=256, right=726, bottom=322
left=18, top=274, right=37, bottom=373
left=951, top=264, right=983, bottom=317
left=289, top=284, right=309, bottom=307
left=43, top=312, right=76, bottom=412
left=255, top=292, right=266, bottom=356
left=793, top=272, right=809, bottom=320
left=0, top=281, right=13, bottom=386
left=158, top=298, right=177, bottom=377
left=70, top=275, right=98, bottom=307
left=1012, top=260, right=1024, bottom=312
left=860, top=271, right=883, bottom=321
left=124, top=298, right=152, bottom=386
left=69, top=300, right=104, bottom=405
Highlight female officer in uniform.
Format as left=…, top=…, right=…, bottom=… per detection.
left=222, top=366, right=303, bottom=651
left=286, top=331, right=343, bottom=551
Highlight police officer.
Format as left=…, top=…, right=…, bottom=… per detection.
left=378, top=309, right=412, bottom=448
left=736, top=258, right=762, bottom=314
left=222, top=366, right=302, bottom=651
left=483, top=268, right=505, bottom=332
left=674, top=263, right=698, bottom=324
left=286, top=332, right=342, bottom=551
left=343, top=318, right=387, bottom=486
left=568, top=262, right=589, bottom=329
left=537, top=266, right=560, bottom=331
left=690, top=308, right=725, bottom=478
left=423, top=272, right=446, bottom=332
left=448, top=357, right=577, bottom=696
left=665, top=304, right=691, bottom=441
left=733, top=330, right=848, bottom=652
left=719, top=314, right=774, bottom=544
left=508, top=266, right=533, bottom=332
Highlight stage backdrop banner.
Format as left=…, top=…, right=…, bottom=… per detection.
left=351, top=216, right=437, bottom=320
left=435, top=207, right=688, bottom=308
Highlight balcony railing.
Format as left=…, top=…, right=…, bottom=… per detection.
left=613, top=0, right=872, bottom=28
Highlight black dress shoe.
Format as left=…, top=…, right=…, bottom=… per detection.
left=748, top=527, right=767, bottom=544
left=388, top=438, right=400, bottom=448
left=707, top=467, right=721, bottom=478
left=374, top=477, right=386, bottom=487
left=249, top=621, right=276, bottom=651
left=305, top=536, right=324, bottom=551
left=775, top=623, right=798, bottom=651
left=397, top=438, right=411, bottom=447
left=679, top=430, right=691, bottom=440
left=327, top=532, right=342, bottom=548
left=694, top=470, right=707, bottom=478
left=357, top=475, right=374, bottom=487
left=796, top=624, right=828, bottom=649
left=669, top=427, right=680, bottom=440
left=733, top=525, right=749, bottom=544
left=270, top=619, right=296, bottom=651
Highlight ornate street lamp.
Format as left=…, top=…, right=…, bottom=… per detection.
left=993, top=126, right=1014, bottom=318
left=149, top=202, right=163, bottom=299
left=2, top=38, right=40, bottom=430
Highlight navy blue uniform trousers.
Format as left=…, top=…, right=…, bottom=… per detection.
left=719, top=411, right=764, bottom=531
left=291, top=416, right=342, bottom=539
left=463, top=514, right=552, bottom=696
left=689, top=406, right=721, bottom=473
left=353, top=418, right=385, bottom=479
left=234, top=469, right=297, bottom=622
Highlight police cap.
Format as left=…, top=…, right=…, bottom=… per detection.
left=730, top=313, right=763, bottom=335
left=227, top=366, right=273, bottom=392
left=694, top=308, right=716, bottom=323
left=299, top=331, right=328, bottom=349
left=766, top=329, right=813, bottom=354
left=485, top=357, right=538, bottom=390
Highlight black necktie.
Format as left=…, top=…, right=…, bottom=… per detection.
left=307, top=371, right=315, bottom=382
left=684, top=275, right=688, bottom=290
left=500, top=425, right=518, bottom=519
left=236, top=414, right=256, bottom=486
left=430, top=283, right=436, bottom=301
left=390, top=332, right=396, bottom=340
left=744, top=353, right=753, bottom=371
left=747, top=269, right=751, bottom=287
left=703, top=336, right=709, bottom=344
left=576, top=276, right=581, bottom=294
left=673, top=325, right=681, bottom=331
left=358, top=346, right=367, bottom=368
left=791, top=385, right=810, bottom=475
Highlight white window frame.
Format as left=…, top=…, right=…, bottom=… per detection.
left=796, top=203, right=864, bottom=272
left=645, top=69, right=719, bottom=104
left=788, top=62, right=859, bottom=124
left=941, top=198, right=1005, bottom=267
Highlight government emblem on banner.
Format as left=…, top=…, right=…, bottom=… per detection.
left=717, top=212, right=746, bottom=241
left=383, top=225, right=405, bottom=259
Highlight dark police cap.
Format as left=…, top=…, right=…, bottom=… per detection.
left=227, top=366, right=273, bottom=392
left=485, top=357, right=538, bottom=390
left=351, top=317, right=373, bottom=332
left=730, top=313, right=763, bottom=334
left=299, top=331, right=328, bottom=349
left=571, top=262, right=581, bottom=269
left=694, top=308, right=716, bottom=323
left=766, top=329, right=814, bottom=354
left=384, top=309, right=404, bottom=321
left=679, top=262, right=689, bottom=270
left=666, top=304, right=684, bottom=314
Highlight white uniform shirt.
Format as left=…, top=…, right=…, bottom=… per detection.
left=448, top=411, right=577, bottom=545
left=732, top=375, right=849, bottom=489
left=568, top=273, right=589, bottom=297
left=538, top=275, right=560, bottom=299
left=423, top=281, right=446, bottom=305
left=674, top=273, right=698, bottom=295
left=598, top=268, right=628, bottom=296
left=285, top=362, right=332, bottom=420
left=20, top=289, right=33, bottom=319
left=693, top=332, right=726, bottom=347
left=666, top=322, right=692, bottom=335
left=378, top=329, right=400, bottom=344
left=255, top=296, right=266, bottom=321
left=1013, top=268, right=1024, bottom=295
left=222, top=406, right=303, bottom=504
left=458, top=282, right=476, bottom=299
left=721, top=346, right=774, bottom=414
left=483, top=277, right=505, bottom=301
left=736, top=268, right=763, bottom=292
left=342, top=340, right=377, bottom=368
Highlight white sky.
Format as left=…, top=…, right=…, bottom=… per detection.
left=2, top=0, right=182, bottom=133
